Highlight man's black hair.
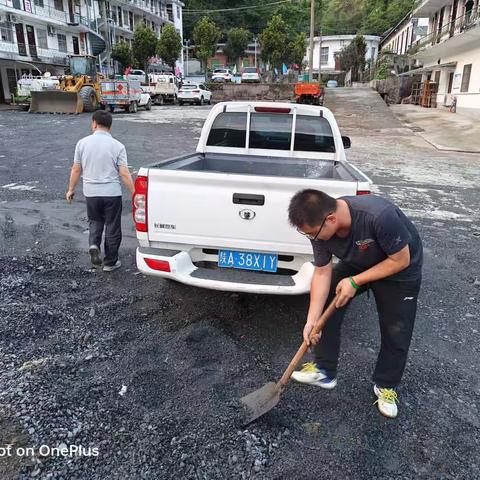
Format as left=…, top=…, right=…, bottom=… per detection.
left=92, top=110, right=113, bottom=129
left=288, top=189, right=337, bottom=227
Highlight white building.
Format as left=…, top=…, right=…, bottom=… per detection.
left=0, top=0, right=105, bottom=102
left=0, top=0, right=184, bottom=102
left=406, top=0, right=480, bottom=112
left=381, top=13, right=429, bottom=55
left=306, top=35, right=381, bottom=77
left=99, top=0, right=183, bottom=74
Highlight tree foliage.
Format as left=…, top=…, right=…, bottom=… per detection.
left=157, top=24, right=183, bottom=72
left=289, top=32, right=308, bottom=69
left=223, top=27, right=251, bottom=67
left=338, top=34, right=367, bottom=82
left=259, top=15, right=288, bottom=70
left=361, top=0, right=416, bottom=35
left=132, top=25, right=158, bottom=80
left=193, top=16, right=221, bottom=78
left=111, top=41, right=133, bottom=72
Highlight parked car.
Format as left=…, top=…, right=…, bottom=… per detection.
left=127, top=69, right=146, bottom=83
left=326, top=80, right=338, bottom=88
left=132, top=101, right=372, bottom=294
left=211, top=68, right=233, bottom=82
left=178, top=83, right=212, bottom=106
left=241, top=67, right=261, bottom=83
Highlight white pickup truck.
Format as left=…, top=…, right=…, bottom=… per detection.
left=133, top=102, right=372, bottom=294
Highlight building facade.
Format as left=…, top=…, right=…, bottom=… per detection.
left=307, top=35, right=381, bottom=77
left=408, top=0, right=480, bottom=111
left=0, top=0, right=105, bottom=102
left=0, top=0, right=184, bottom=102
left=381, top=13, right=429, bottom=55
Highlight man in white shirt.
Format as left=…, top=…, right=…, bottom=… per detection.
left=66, top=111, right=134, bottom=271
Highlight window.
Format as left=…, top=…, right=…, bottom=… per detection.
left=461, top=64, right=471, bottom=92
left=0, top=22, right=14, bottom=42
left=294, top=115, right=335, bottom=153
left=54, top=0, right=63, bottom=11
left=57, top=33, right=67, bottom=52
left=176, top=5, right=180, bottom=18
left=371, top=47, right=376, bottom=59
left=320, top=46, right=329, bottom=65
left=117, top=7, right=122, bottom=26
left=36, top=28, right=48, bottom=49
left=34, top=0, right=44, bottom=7
left=207, top=112, right=247, bottom=148
left=250, top=113, right=292, bottom=151
left=129, top=11, right=134, bottom=30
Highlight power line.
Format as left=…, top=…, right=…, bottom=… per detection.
left=183, top=0, right=294, bottom=15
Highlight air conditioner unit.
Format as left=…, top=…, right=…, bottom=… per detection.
left=47, top=25, right=56, bottom=36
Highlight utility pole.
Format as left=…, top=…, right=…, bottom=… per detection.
left=318, top=27, right=322, bottom=83
left=254, top=37, right=257, bottom=68
left=100, top=0, right=111, bottom=77
left=308, top=0, right=315, bottom=82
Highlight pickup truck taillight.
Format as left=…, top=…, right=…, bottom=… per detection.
left=357, top=190, right=370, bottom=195
left=133, top=175, right=148, bottom=232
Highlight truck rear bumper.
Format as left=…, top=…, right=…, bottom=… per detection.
left=136, top=247, right=314, bottom=295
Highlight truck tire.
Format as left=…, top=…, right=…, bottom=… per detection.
left=179, top=101, right=184, bottom=106
left=79, top=86, right=98, bottom=112
left=129, top=101, right=138, bottom=113
left=109, top=105, right=115, bottom=113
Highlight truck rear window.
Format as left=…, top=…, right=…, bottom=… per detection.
left=207, top=112, right=247, bottom=148
left=249, top=113, right=292, bottom=150
left=206, top=112, right=336, bottom=152
left=294, top=115, right=335, bottom=152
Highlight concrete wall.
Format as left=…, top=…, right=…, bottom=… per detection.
left=209, top=83, right=294, bottom=102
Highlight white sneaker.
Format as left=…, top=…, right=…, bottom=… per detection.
left=291, top=362, right=337, bottom=389
left=103, top=260, right=121, bottom=272
left=374, top=385, right=398, bottom=418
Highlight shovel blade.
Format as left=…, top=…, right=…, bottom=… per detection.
left=239, top=382, right=282, bottom=425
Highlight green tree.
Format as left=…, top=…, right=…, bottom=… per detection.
left=361, top=0, right=415, bottom=36
left=338, top=35, right=367, bottom=82
left=157, top=24, right=183, bottom=73
left=289, top=32, right=308, bottom=70
left=322, top=0, right=364, bottom=35
left=111, top=41, right=133, bottom=73
left=223, top=27, right=251, bottom=69
left=259, top=15, right=288, bottom=72
left=193, top=16, right=221, bottom=80
left=132, top=25, right=158, bottom=82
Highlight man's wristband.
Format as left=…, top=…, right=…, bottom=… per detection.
left=349, top=276, right=360, bottom=290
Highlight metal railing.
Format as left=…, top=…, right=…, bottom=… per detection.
left=411, top=8, right=480, bottom=52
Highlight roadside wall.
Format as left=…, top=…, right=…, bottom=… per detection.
left=209, top=83, right=294, bottom=102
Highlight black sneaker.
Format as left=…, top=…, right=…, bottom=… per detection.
left=89, top=245, right=102, bottom=267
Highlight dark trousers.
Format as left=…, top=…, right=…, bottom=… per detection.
left=313, top=262, right=421, bottom=388
left=86, top=196, right=122, bottom=267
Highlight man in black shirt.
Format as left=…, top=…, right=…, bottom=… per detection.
left=288, top=189, right=423, bottom=418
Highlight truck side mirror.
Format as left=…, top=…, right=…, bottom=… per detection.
left=342, top=136, right=351, bottom=149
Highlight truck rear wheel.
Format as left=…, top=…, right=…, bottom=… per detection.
left=129, top=101, right=138, bottom=113
left=79, top=86, right=98, bottom=112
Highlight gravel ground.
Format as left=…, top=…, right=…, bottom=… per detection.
left=0, top=92, right=479, bottom=479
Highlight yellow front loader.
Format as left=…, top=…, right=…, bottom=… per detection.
left=30, top=55, right=103, bottom=114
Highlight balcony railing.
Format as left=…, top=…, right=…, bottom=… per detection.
left=0, top=40, right=69, bottom=65
left=126, top=0, right=170, bottom=21
left=0, top=0, right=99, bottom=34
left=410, top=8, right=480, bottom=52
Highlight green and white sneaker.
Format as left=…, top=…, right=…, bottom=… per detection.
left=291, top=362, right=337, bottom=389
left=374, top=385, right=398, bottom=418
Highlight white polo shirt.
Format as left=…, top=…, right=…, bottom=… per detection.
left=73, top=130, right=128, bottom=197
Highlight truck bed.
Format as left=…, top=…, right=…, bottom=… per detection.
left=153, top=152, right=363, bottom=182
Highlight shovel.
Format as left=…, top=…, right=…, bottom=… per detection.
left=240, top=296, right=338, bottom=425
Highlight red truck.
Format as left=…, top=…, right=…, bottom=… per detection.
left=294, top=82, right=325, bottom=106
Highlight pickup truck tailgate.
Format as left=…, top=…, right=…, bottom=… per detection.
left=146, top=169, right=358, bottom=255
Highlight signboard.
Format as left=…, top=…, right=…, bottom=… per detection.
left=24, top=0, right=32, bottom=13
left=452, top=73, right=462, bottom=90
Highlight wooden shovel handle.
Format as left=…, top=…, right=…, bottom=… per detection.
left=277, top=296, right=338, bottom=388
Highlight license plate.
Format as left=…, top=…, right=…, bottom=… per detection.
left=218, top=250, right=278, bottom=273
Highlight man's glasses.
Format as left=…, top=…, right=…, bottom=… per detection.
left=296, top=212, right=332, bottom=241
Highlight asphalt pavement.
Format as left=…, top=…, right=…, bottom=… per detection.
left=0, top=91, right=479, bottom=479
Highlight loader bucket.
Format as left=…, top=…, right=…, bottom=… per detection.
left=29, top=91, right=84, bottom=114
